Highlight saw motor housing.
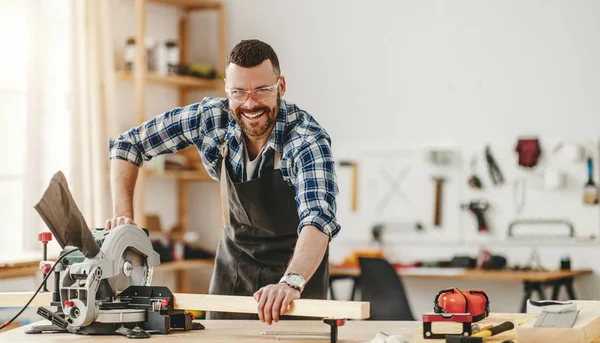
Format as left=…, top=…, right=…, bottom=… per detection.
left=58, top=225, right=159, bottom=327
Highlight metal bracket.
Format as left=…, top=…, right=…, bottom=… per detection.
left=261, top=317, right=346, bottom=343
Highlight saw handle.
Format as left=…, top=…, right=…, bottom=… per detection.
left=38, top=232, right=53, bottom=292
left=471, top=321, right=514, bottom=338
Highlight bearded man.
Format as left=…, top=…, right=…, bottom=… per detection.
left=107, top=39, right=341, bottom=324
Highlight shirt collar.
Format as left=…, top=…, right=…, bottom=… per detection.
left=266, top=98, right=287, bottom=154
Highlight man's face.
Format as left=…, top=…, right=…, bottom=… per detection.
left=225, top=60, right=285, bottom=139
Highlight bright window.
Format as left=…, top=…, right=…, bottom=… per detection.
left=0, top=0, right=73, bottom=255
left=0, top=0, right=29, bottom=253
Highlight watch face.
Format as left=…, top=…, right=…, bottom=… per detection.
left=288, top=274, right=301, bottom=284
left=286, top=274, right=305, bottom=287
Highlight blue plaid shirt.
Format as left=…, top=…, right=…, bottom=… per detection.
left=109, top=97, right=341, bottom=240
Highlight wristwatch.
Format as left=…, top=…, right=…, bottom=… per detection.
left=279, top=273, right=306, bottom=292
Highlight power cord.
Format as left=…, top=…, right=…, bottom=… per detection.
left=0, top=248, right=78, bottom=331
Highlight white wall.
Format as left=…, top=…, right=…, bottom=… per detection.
left=219, top=0, right=600, bottom=315
left=39, top=0, right=596, bottom=315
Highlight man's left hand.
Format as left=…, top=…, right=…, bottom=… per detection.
left=253, top=283, right=300, bottom=324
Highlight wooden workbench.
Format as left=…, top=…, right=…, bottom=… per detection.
left=329, top=266, right=592, bottom=283
left=0, top=313, right=537, bottom=342
left=330, top=265, right=593, bottom=312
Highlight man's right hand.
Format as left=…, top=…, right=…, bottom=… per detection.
left=105, top=216, right=136, bottom=231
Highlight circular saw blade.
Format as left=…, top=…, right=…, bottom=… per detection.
left=108, top=247, right=150, bottom=293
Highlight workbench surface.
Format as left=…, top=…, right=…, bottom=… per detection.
left=0, top=313, right=538, bottom=342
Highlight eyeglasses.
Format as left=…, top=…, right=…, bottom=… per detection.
left=225, top=79, right=280, bottom=104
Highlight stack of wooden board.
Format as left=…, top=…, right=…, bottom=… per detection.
left=517, top=301, right=600, bottom=343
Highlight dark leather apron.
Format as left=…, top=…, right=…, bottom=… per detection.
left=207, top=143, right=329, bottom=320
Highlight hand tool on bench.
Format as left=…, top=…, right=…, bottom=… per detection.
left=527, top=299, right=579, bottom=328
left=471, top=321, right=515, bottom=337
left=445, top=321, right=515, bottom=342
left=0, top=171, right=369, bottom=341
left=471, top=323, right=493, bottom=334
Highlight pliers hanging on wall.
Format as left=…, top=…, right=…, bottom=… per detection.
left=485, top=145, right=504, bottom=185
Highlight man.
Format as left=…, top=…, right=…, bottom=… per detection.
left=106, top=39, right=341, bottom=324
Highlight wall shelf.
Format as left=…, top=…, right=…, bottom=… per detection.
left=0, top=258, right=215, bottom=280
left=116, top=71, right=223, bottom=90
left=110, top=0, right=226, bottom=293
left=154, top=258, right=214, bottom=272
left=145, top=168, right=213, bottom=181
left=149, top=0, right=222, bottom=10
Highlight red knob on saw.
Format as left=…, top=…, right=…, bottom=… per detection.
left=40, top=263, right=52, bottom=274
left=160, top=299, right=169, bottom=307
left=38, top=232, right=52, bottom=244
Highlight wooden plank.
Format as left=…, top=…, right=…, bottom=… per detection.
left=178, top=7, right=189, bottom=107
left=178, top=88, right=188, bottom=106
left=177, top=179, right=189, bottom=237
left=517, top=301, right=600, bottom=343
left=133, top=0, right=147, bottom=230
left=0, top=292, right=369, bottom=320
left=175, top=179, right=190, bottom=293
left=173, top=294, right=369, bottom=319
left=179, top=10, right=190, bottom=66
left=217, top=3, right=226, bottom=84
left=133, top=0, right=146, bottom=125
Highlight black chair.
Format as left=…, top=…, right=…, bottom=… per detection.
left=358, top=257, right=415, bottom=321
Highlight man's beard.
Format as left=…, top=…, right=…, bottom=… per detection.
left=233, top=96, right=279, bottom=138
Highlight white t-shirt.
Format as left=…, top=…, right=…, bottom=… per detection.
left=244, top=144, right=263, bottom=181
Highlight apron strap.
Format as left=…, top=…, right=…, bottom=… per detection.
left=219, top=143, right=231, bottom=227
left=274, top=150, right=281, bottom=170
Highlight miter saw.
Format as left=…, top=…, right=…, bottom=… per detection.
left=24, top=171, right=203, bottom=338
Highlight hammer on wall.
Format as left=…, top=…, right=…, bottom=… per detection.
left=433, top=177, right=445, bottom=227
left=340, top=161, right=358, bottom=212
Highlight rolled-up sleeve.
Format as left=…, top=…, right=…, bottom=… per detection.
left=109, top=105, right=202, bottom=166
left=293, top=134, right=341, bottom=240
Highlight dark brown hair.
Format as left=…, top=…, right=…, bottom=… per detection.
left=227, top=39, right=280, bottom=77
